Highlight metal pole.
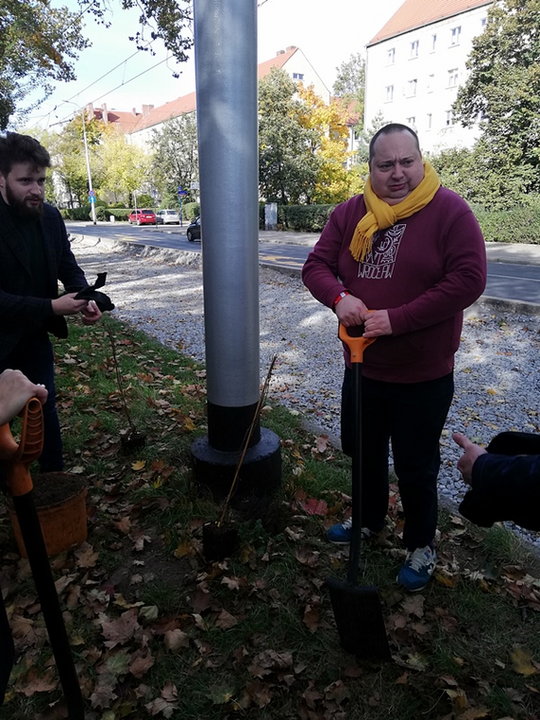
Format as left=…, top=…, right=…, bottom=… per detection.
left=64, top=101, right=97, bottom=225
left=191, top=0, right=281, bottom=499
left=80, top=109, right=97, bottom=225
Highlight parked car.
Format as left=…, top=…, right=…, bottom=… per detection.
left=156, top=209, right=180, bottom=225
left=128, top=209, right=157, bottom=225
left=186, top=216, right=201, bottom=242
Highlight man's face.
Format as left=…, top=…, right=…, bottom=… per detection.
left=0, top=162, right=46, bottom=218
left=369, top=131, right=424, bottom=206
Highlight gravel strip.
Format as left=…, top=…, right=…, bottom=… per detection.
left=71, top=235, right=540, bottom=549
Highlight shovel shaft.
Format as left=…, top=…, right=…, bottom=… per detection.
left=1, top=399, right=85, bottom=717
left=14, top=494, right=85, bottom=718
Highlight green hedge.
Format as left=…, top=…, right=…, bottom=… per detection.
left=259, top=204, right=334, bottom=232
left=258, top=201, right=540, bottom=244
left=473, top=205, right=540, bottom=245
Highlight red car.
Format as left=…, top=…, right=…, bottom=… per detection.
left=129, top=209, right=157, bottom=225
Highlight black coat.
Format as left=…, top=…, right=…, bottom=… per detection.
left=459, top=432, right=540, bottom=531
left=0, top=200, right=87, bottom=363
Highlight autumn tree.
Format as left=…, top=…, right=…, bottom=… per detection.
left=297, top=86, right=356, bottom=204
left=453, top=0, right=540, bottom=200
left=150, top=114, right=199, bottom=206
left=258, top=69, right=320, bottom=204
left=101, top=131, right=152, bottom=205
left=0, top=0, right=88, bottom=128
left=53, top=114, right=107, bottom=207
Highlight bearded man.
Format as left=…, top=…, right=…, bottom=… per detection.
left=0, top=132, right=102, bottom=472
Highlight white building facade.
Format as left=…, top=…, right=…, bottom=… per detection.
left=364, top=0, right=492, bottom=154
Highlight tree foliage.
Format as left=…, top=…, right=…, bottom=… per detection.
left=258, top=69, right=320, bottom=204
left=332, top=52, right=365, bottom=139
left=80, top=0, right=193, bottom=66
left=453, top=0, right=540, bottom=199
left=0, top=0, right=88, bottom=129
left=101, top=131, right=151, bottom=205
left=150, top=114, right=198, bottom=205
left=297, top=86, right=356, bottom=204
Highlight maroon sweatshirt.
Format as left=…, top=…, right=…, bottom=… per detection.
left=302, top=187, right=487, bottom=383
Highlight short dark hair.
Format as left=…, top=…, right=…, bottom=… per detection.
left=368, top=123, right=421, bottom=164
left=0, top=132, right=51, bottom=176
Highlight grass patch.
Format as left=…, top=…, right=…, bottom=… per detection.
left=1, top=316, right=539, bottom=720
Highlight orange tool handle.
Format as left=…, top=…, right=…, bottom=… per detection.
left=0, top=398, right=44, bottom=496
left=338, top=323, right=376, bottom=363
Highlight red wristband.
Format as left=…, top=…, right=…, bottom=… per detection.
left=333, top=290, right=350, bottom=308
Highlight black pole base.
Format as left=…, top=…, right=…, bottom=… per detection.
left=190, top=427, right=281, bottom=511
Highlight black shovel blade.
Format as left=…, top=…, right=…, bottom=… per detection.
left=326, top=576, right=391, bottom=661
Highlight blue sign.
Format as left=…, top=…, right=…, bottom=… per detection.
left=89, top=196, right=96, bottom=203
left=177, top=189, right=187, bottom=196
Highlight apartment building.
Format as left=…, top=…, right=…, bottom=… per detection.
left=364, top=0, right=492, bottom=154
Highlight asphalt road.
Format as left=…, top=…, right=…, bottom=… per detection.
left=66, top=222, right=540, bottom=306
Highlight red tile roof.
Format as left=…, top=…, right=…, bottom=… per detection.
left=368, top=0, right=492, bottom=45
left=257, top=45, right=298, bottom=79
left=112, top=46, right=299, bottom=135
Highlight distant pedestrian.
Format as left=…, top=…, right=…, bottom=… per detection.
left=302, top=123, right=486, bottom=591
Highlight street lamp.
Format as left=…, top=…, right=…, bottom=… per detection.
left=64, top=101, right=97, bottom=225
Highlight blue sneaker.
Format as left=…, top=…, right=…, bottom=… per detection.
left=326, top=518, right=374, bottom=544
left=397, top=546, right=437, bottom=592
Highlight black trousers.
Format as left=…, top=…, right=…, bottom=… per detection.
left=341, top=369, right=454, bottom=551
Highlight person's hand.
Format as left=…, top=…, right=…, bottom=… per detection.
left=452, top=432, right=487, bottom=484
left=0, top=369, right=48, bottom=425
left=52, top=293, right=89, bottom=316
left=335, top=294, right=369, bottom=326
left=363, top=309, right=392, bottom=337
left=80, top=299, right=102, bottom=325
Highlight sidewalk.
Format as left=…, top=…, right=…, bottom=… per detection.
left=259, top=229, right=540, bottom=265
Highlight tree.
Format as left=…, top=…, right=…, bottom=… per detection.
left=0, top=0, right=88, bottom=129
left=258, top=69, right=320, bottom=204
left=150, top=114, right=198, bottom=206
left=3, top=0, right=193, bottom=128
left=53, top=115, right=108, bottom=207
left=453, top=0, right=540, bottom=199
left=297, top=86, right=355, bottom=204
left=101, top=131, right=152, bottom=205
left=332, top=52, right=366, bottom=136
left=80, top=0, right=193, bottom=66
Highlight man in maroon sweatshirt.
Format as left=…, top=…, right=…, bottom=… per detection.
left=302, top=123, right=486, bottom=591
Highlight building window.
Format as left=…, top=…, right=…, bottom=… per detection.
left=385, top=85, right=394, bottom=102
left=427, top=113, right=432, bottom=129
left=406, top=116, right=416, bottom=129
left=406, top=79, right=417, bottom=97
left=481, top=17, right=487, bottom=28
left=431, top=34, right=437, bottom=52
left=448, top=68, right=459, bottom=87
left=450, top=26, right=461, bottom=46
left=387, top=47, right=395, bottom=65
left=446, top=110, right=455, bottom=126
left=427, top=74, right=435, bottom=93
left=410, top=40, right=419, bottom=58
left=292, top=72, right=304, bottom=80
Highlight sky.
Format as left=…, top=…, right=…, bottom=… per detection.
left=19, top=0, right=404, bottom=130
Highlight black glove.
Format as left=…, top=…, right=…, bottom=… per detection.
left=75, top=272, right=115, bottom=312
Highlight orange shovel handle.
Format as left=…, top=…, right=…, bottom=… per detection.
left=0, top=398, right=44, bottom=496
left=338, top=323, right=376, bottom=363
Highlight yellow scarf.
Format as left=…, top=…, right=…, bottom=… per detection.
left=349, top=160, right=441, bottom=262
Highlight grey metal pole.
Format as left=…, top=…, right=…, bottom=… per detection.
left=191, top=0, right=281, bottom=501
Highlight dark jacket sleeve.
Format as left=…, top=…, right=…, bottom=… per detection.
left=459, top=453, right=540, bottom=531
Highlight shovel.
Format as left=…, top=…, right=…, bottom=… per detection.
left=0, top=398, right=85, bottom=718
left=326, top=323, right=391, bottom=661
